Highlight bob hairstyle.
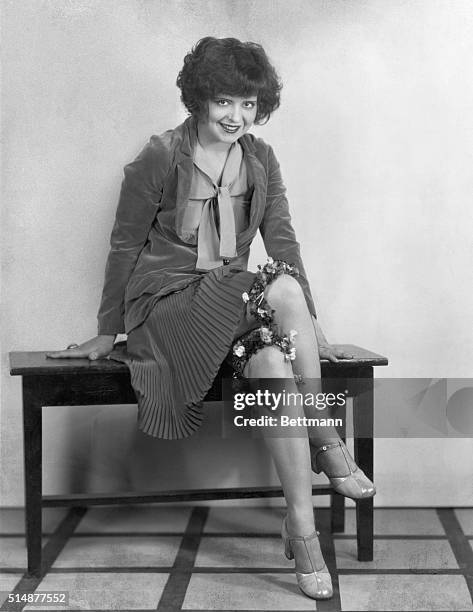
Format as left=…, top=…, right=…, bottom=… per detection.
left=176, top=37, right=282, bottom=125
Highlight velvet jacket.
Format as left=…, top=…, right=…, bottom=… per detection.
left=97, top=116, right=316, bottom=335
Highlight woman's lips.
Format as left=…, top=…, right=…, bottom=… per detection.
left=219, top=122, right=240, bottom=133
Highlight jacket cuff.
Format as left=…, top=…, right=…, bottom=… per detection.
left=97, top=313, right=125, bottom=336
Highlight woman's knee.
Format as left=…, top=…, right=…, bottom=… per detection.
left=265, top=274, right=305, bottom=309
left=244, top=345, right=293, bottom=378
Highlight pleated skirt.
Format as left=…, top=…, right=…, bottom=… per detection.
left=124, top=267, right=256, bottom=439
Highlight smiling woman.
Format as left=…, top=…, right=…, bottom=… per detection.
left=46, top=36, right=373, bottom=602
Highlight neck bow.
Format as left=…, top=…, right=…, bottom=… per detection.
left=192, top=141, right=246, bottom=270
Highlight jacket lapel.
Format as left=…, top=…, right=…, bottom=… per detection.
left=238, top=136, right=267, bottom=251
left=174, top=117, right=197, bottom=241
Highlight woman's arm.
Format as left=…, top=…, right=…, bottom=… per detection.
left=97, top=137, right=171, bottom=335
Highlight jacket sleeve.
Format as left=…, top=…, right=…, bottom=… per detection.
left=259, top=145, right=317, bottom=318
left=97, top=139, right=170, bottom=334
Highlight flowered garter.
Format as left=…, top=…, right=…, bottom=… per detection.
left=229, top=258, right=303, bottom=383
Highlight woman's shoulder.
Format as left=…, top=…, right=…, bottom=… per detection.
left=119, top=122, right=186, bottom=190
left=128, top=120, right=189, bottom=181
left=144, top=120, right=188, bottom=163
left=241, top=132, right=278, bottom=166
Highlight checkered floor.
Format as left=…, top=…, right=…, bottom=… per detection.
left=0, top=506, right=472, bottom=611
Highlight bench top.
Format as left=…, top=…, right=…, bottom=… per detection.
left=9, top=344, right=388, bottom=376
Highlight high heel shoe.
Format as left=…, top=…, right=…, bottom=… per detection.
left=310, top=440, right=376, bottom=500
left=281, top=516, right=333, bottom=600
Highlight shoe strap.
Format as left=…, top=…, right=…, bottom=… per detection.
left=290, top=530, right=327, bottom=573
left=286, top=528, right=320, bottom=542
left=313, top=441, right=342, bottom=462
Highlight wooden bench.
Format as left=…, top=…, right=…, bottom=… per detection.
left=9, top=344, right=387, bottom=577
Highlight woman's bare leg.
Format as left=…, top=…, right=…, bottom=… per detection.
left=233, top=272, right=371, bottom=484
left=244, top=346, right=315, bottom=535
left=264, top=275, right=350, bottom=473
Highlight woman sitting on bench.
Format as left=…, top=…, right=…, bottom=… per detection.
left=47, top=36, right=375, bottom=601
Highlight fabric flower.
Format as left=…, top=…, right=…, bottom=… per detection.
left=280, top=336, right=290, bottom=350
left=260, top=327, right=273, bottom=344
left=233, top=343, right=246, bottom=357
left=288, top=329, right=298, bottom=343
left=242, top=292, right=249, bottom=303
left=284, top=347, right=296, bottom=361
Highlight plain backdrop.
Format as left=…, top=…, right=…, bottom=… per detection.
left=1, top=0, right=472, bottom=507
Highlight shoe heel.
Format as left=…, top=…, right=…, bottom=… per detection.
left=309, top=444, right=322, bottom=474
left=281, top=517, right=294, bottom=560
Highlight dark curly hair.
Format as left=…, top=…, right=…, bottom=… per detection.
left=176, top=37, right=282, bottom=125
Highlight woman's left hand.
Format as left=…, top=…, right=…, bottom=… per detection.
left=312, top=316, right=354, bottom=363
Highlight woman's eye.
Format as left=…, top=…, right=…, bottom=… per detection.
left=244, top=101, right=256, bottom=109
left=216, top=99, right=229, bottom=106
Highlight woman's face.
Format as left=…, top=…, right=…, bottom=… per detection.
left=197, top=94, right=258, bottom=146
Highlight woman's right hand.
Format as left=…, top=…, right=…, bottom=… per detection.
left=46, top=335, right=116, bottom=361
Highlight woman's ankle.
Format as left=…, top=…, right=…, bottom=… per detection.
left=286, top=508, right=316, bottom=536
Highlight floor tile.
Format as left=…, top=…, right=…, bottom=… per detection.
left=335, top=538, right=458, bottom=569
left=204, top=506, right=285, bottom=533
left=195, top=537, right=291, bottom=568
left=455, top=509, right=473, bottom=535
left=75, top=504, right=192, bottom=533
left=0, top=508, right=68, bottom=535
left=342, top=508, right=445, bottom=535
left=0, top=537, right=48, bottom=569
left=23, top=572, right=169, bottom=610
left=183, top=573, right=317, bottom=610
left=339, top=574, right=473, bottom=611
left=52, top=536, right=181, bottom=568
left=0, top=574, right=24, bottom=606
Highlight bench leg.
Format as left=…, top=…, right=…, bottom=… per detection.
left=353, top=368, right=374, bottom=561
left=331, top=492, right=345, bottom=532
left=23, top=379, right=43, bottom=577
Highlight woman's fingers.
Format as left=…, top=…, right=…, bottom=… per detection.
left=318, top=345, right=354, bottom=362
left=88, top=349, right=110, bottom=361
left=333, top=348, right=354, bottom=359
left=318, top=346, right=339, bottom=362
left=46, top=341, right=113, bottom=360
left=46, top=349, right=109, bottom=360
left=46, top=348, right=90, bottom=359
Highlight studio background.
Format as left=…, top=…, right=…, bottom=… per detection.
left=1, top=0, right=472, bottom=507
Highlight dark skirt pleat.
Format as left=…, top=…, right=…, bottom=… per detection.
left=125, top=267, right=256, bottom=439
